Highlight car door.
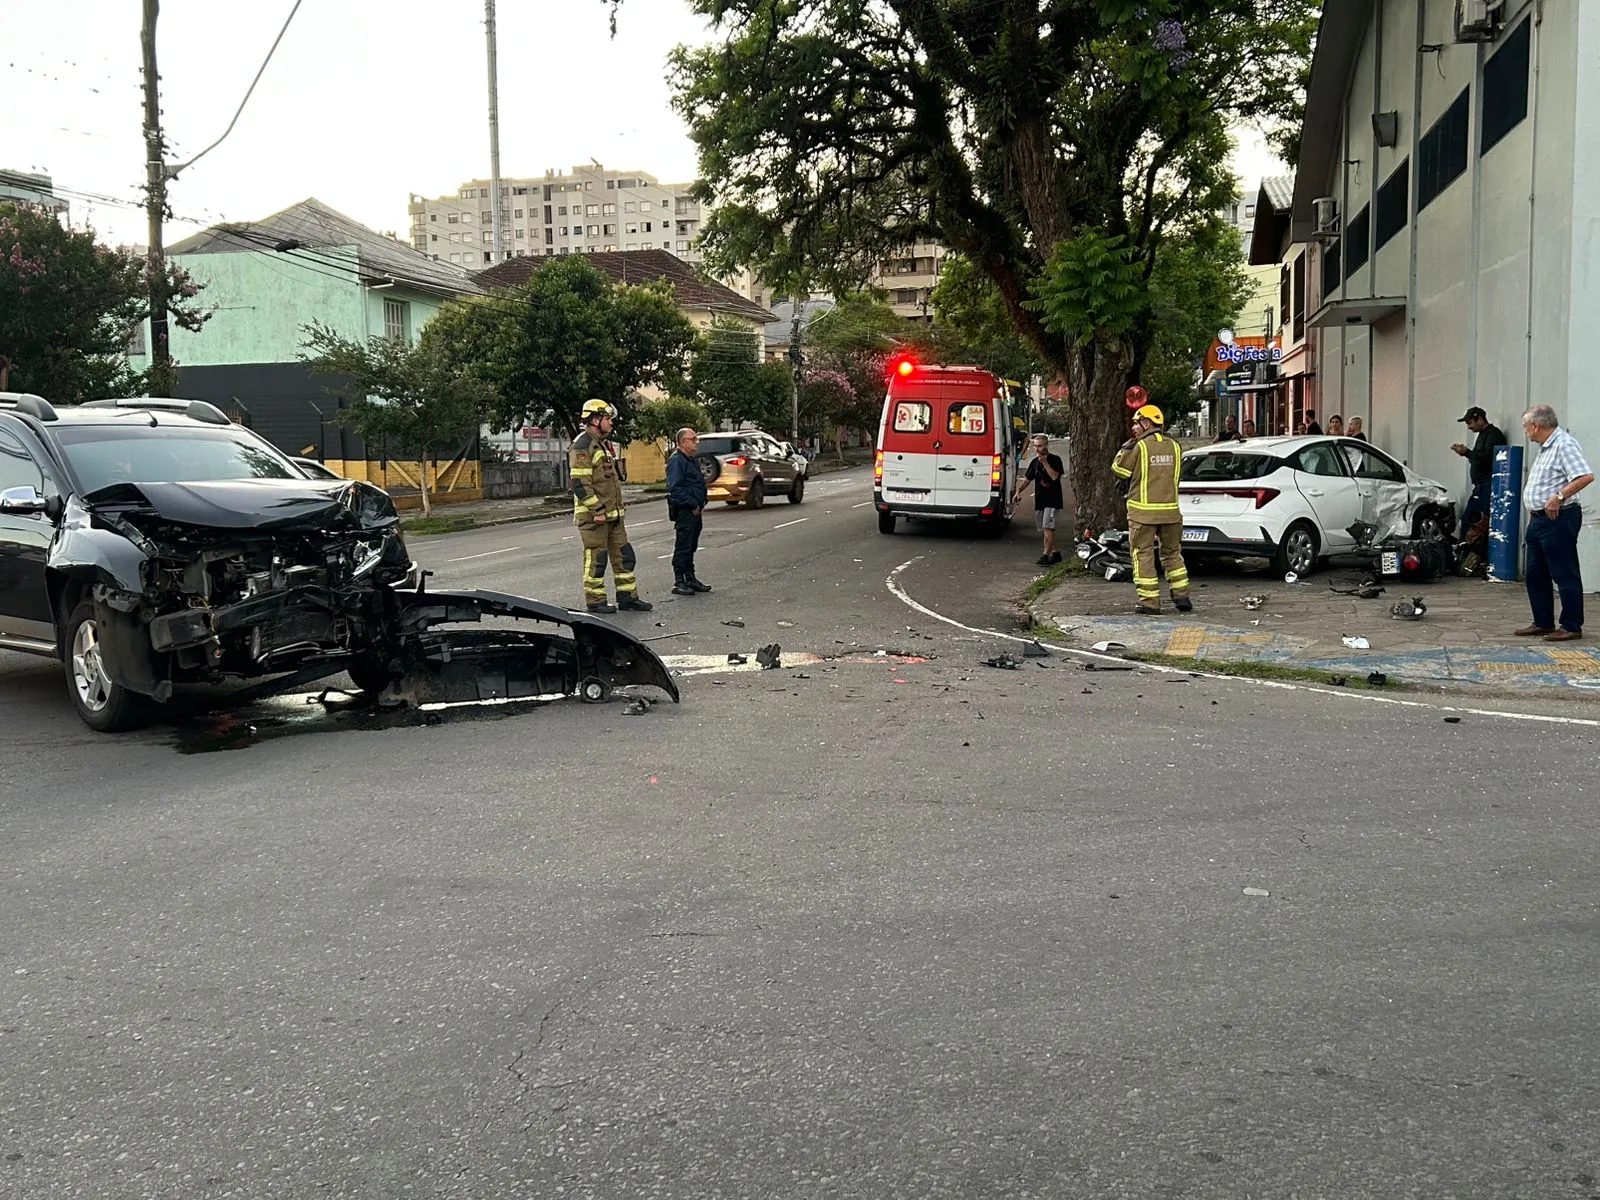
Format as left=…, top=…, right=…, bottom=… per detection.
left=758, top=435, right=793, bottom=489
left=0, top=424, right=58, bottom=645
left=1341, top=442, right=1413, bottom=539
left=933, top=396, right=996, bottom=511
left=1288, top=440, right=1363, bottom=551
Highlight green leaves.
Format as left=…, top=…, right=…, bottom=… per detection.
left=688, top=319, right=795, bottom=433
left=1029, top=229, right=1144, bottom=345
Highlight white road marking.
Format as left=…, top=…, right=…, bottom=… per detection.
left=851, top=501, right=872, bottom=509
left=656, top=553, right=672, bottom=559
left=632, top=519, right=665, bottom=527
left=446, top=546, right=521, bottom=563
left=885, top=556, right=1600, bottom=730
left=773, top=518, right=809, bottom=529
left=560, top=535, right=574, bottom=541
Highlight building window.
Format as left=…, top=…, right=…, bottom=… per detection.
left=558, top=205, right=567, bottom=216
left=447, top=213, right=459, bottom=223
left=1280, top=263, right=1291, bottom=323
left=603, top=223, right=615, bottom=235
left=1482, top=18, right=1531, bottom=156
left=462, top=212, right=474, bottom=223
left=641, top=200, right=652, bottom=212
left=643, top=221, right=652, bottom=232
left=602, top=203, right=616, bottom=215
left=544, top=206, right=552, bottom=223
left=1318, top=240, right=1340, bottom=306
left=1418, top=86, right=1471, bottom=212
left=624, top=201, right=637, bottom=213
left=585, top=204, right=599, bottom=216
left=513, top=208, right=523, bottom=219
left=1375, top=159, right=1410, bottom=252
left=545, top=228, right=553, bottom=244
left=429, top=233, right=437, bottom=243
left=662, top=241, right=671, bottom=250
left=1244, top=204, right=1256, bottom=221
left=1292, top=254, right=1306, bottom=342
left=429, top=213, right=437, bottom=222
left=559, top=246, right=569, bottom=255
left=625, top=223, right=638, bottom=234
left=480, top=211, right=491, bottom=224
left=515, top=228, right=525, bottom=239
left=626, top=242, right=637, bottom=250
left=607, top=179, right=616, bottom=189
left=482, top=231, right=492, bottom=243
left=1343, top=205, right=1371, bottom=278
left=588, top=224, right=599, bottom=236
left=383, top=298, right=411, bottom=343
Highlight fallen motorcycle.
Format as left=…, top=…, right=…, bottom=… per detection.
left=1075, top=530, right=1134, bottom=582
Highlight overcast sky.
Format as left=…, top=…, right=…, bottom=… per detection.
left=6, top=0, right=1287, bottom=248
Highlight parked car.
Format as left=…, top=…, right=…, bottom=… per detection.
left=1177, top=435, right=1455, bottom=576
left=696, top=428, right=805, bottom=507
left=0, top=393, right=419, bottom=731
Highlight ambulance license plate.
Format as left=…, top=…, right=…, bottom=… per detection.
left=1380, top=551, right=1400, bottom=574
left=886, top=488, right=928, bottom=501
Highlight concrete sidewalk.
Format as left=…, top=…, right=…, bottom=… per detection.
left=1031, top=557, right=1600, bottom=696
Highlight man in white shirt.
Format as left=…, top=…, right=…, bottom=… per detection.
left=1516, top=405, right=1594, bottom=641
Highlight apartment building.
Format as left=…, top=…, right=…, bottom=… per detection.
left=0, top=169, right=69, bottom=218
left=877, top=242, right=943, bottom=321
left=407, top=165, right=705, bottom=268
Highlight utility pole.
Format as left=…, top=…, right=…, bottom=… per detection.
left=140, top=0, right=175, bottom=395
left=787, top=296, right=805, bottom=444
left=485, top=0, right=504, bottom=264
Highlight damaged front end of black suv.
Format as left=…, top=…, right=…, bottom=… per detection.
left=51, top=478, right=677, bottom=727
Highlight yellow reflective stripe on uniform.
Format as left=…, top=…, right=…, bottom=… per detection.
left=606, top=508, right=624, bottom=519
left=1111, top=461, right=1133, bottom=478
left=591, top=450, right=606, bottom=463
left=571, top=467, right=594, bottom=477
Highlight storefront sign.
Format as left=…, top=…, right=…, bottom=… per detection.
left=1206, top=335, right=1282, bottom=373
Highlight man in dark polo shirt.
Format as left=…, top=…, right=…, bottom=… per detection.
left=1013, top=434, right=1066, bottom=565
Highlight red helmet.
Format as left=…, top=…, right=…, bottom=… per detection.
left=1124, top=385, right=1148, bottom=409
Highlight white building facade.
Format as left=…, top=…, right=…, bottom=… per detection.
left=408, top=165, right=705, bottom=267
left=1294, top=0, right=1600, bottom=575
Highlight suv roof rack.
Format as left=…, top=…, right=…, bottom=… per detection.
left=0, top=392, right=60, bottom=422
left=78, top=397, right=232, bottom=426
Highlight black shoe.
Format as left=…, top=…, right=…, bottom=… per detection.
left=1047, top=552, right=1063, bottom=564
left=688, top=578, right=712, bottom=593
left=1036, top=554, right=1053, bottom=565
left=1173, top=596, right=1193, bottom=613
left=585, top=601, right=617, bottom=614
left=671, top=581, right=695, bottom=596
left=617, top=594, right=654, bottom=611
left=1133, top=603, right=1160, bottom=615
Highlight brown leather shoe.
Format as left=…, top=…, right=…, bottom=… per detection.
left=1514, top=625, right=1555, bottom=636
left=1544, top=629, right=1584, bottom=642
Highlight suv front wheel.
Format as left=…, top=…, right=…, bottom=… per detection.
left=62, top=601, right=157, bottom=732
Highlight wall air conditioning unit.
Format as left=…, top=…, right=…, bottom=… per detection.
left=1312, top=197, right=1341, bottom=241
left=1454, top=0, right=1505, bottom=43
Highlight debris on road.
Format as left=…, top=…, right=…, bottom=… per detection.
left=1084, top=662, right=1135, bottom=673
left=1242, top=887, right=1270, bottom=897
left=1366, top=671, right=1388, bottom=686
left=622, top=697, right=654, bottom=716
left=756, top=644, right=782, bottom=670
left=1022, top=640, right=1052, bottom=658
left=722, top=618, right=746, bottom=628
left=727, top=653, right=747, bottom=665
left=1089, top=640, right=1127, bottom=653
left=1444, top=715, right=1462, bottom=723
left=1341, top=636, right=1371, bottom=650
left=1390, top=597, right=1427, bottom=620
left=1239, top=595, right=1267, bottom=611
left=983, top=654, right=1023, bottom=670
left=776, top=620, right=797, bottom=628
left=1330, top=676, right=1348, bottom=686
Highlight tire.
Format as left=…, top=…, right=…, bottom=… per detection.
left=746, top=477, right=765, bottom=509
left=1271, top=521, right=1321, bottom=577
left=1414, top=506, right=1453, bottom=541
left=347, top=652, right=396, bottom=696
left=62, top=601, right=156, bottom=732
left=878, top=510, right=896, bottom=535
left=788, top=476, right=805, bottom=504
left=578, top=677, right=610, bottom=704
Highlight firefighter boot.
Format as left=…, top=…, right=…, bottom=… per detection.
left=617, top=593, right=654, bottom=611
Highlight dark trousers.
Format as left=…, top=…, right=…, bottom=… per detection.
left=672, top=508, right=703, bottom=580
left=1525, top=507, right=1584, bottom=632
left=1463, top=480, right=1490, bottom=531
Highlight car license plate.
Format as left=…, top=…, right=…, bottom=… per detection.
left=1181, top=528, right=1208, bottom=543
left=1380, top=551, right=1400, bottom=574
left=886, top=488, right=928, bottom=501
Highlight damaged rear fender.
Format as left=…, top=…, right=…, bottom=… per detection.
left=391, top=588, right=680, bottom=704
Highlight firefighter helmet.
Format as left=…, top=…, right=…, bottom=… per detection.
left=1133, top=404, right=1165, bottom=427
left=580, top=398, right=616, bottom=422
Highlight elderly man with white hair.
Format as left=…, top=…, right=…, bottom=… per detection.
left=1516, top=404, right=1594, bottom=641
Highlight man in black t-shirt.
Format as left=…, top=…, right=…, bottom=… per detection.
left=1013, top=434, right=1066, bottom=565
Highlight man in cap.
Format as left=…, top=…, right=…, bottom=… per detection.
left=569, top=399, right=652, bottom=613
left=1111, top=403, right=1192, bottom=614
left=1451, top=406, right=1507, bottom=533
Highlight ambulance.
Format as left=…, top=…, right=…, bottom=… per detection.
left=873, top=356, right=1018, bottom=535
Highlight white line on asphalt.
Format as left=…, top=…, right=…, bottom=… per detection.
left=446, top=546, right=521, bottom=563
left=656, top=553, right=672, bottom=559
left=884, top=556, right=1600, bottom=731
left=773, top=518, right=809, bottom=529
left=851, top=501, right=872, bottom=509
left=632, top=519, right=665, bottom=527
left=560, top=535, right=573, bottom=541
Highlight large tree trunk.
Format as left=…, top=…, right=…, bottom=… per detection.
left=1066, top=338, right=1135, bottom=536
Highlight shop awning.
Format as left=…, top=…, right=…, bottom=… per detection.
left=1309, top=297, right=1406, bottom=328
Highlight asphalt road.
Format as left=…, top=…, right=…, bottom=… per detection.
left=3, top=466, right=1598, bottom=1199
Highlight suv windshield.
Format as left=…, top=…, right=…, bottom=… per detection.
left=697, top=436, right=745, bottom=457
left=53, top=426, right=300, bottom=495
left=1180, top=451, right=1281, bottom=482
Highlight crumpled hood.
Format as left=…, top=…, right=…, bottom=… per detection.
left=85, top=479, right=399, bottom=531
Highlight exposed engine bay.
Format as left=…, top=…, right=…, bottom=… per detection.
left=61, top=478, right=678, bottom=710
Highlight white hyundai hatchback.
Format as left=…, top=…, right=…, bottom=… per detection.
left=1177, top=436, right=1456, bottom=576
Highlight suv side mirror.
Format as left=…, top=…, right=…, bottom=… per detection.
left=0, top=485, right=48, bottom=516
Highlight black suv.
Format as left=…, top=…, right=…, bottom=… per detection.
left=0, top=393, right=416, bottom=731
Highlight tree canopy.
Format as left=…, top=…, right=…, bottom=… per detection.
left=667, top=0, right=1314, bottom=526
left=0, top=201, right=207, bottom=399
left=422, top=257, right=700, bottom=435
left=687, top=320, right=795, bottom=433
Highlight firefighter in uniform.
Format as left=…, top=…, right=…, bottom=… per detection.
left=570, top=399, right=652, bottom=613
left=1111, top=402, right=1193, bottom=615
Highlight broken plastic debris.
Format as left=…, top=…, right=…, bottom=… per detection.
left=1366, top=671, right=1388, bottom=686
left=983, top=655, right=1023, bottom=670
left=873, top=649, right=887, bottom=657
left=727, top=653, right=747, bottom=665
left=756, top=644, right=782, bottom=670
left=721, top=618, right=746, bottom=628
left=1390, top=596, right=1427, bottom=620
left=1283, top=572, right=1301, bottom=584
left=776, top=620, right=796, bottom=628
left=1341, top=636, right=1371, bottom=650
left=1444, top=715, right=1462, bottom=723
left=1242, top=887, right=1270, bottom=898
left=1022, top=640, right=1051, bottom=658
left=622, top=698, right=653, bottom=716
left=1239, top=595, right=1267, bottom=611
left=1090, top=640, right=1127, bottom=653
